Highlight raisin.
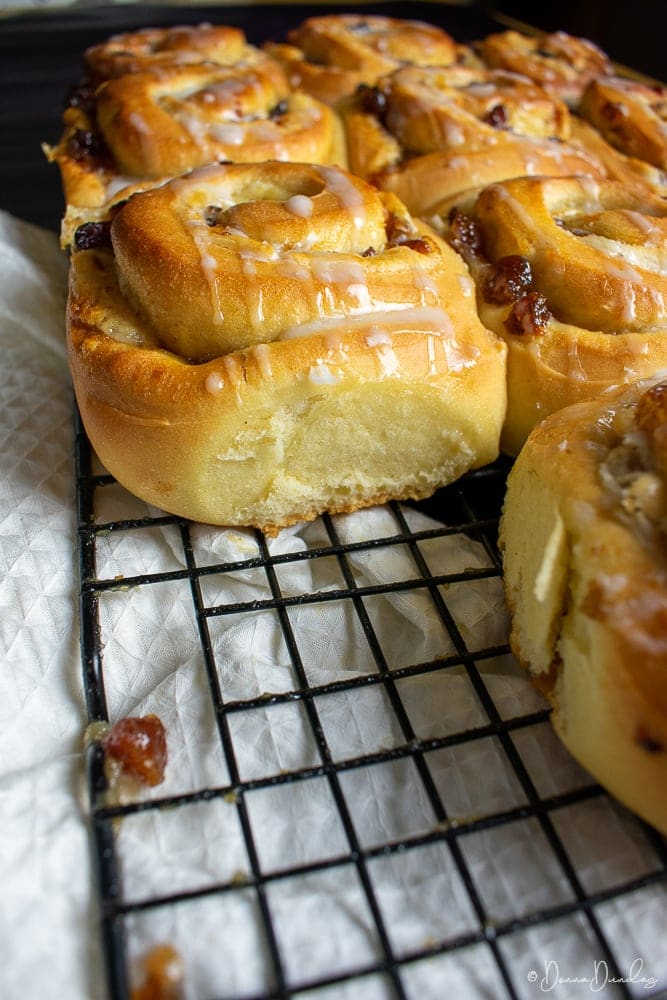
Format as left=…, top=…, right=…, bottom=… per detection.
left=130, top=945, right=184, bottom=1000
left=204, top=205, right=222, bottom=226
left=385, top=211, right=414, bottom=244
left=384, top=212, right=433, bottom=253
left=103, top=714, right=168, bottom=787
left=357, top=84, right=387, bottom=117
left=482, top=255, right=533, bottom=304
left=268, top=99, right=289, bottom=119
left=448, top=208, right=485, bottom=259
left=601, top=101, right=625, bottom=123
left=74, top=221, right=112, bottom=251
left=65, top=79, right=97, bottom=115
left=636, top=723, right=664, bottom=754
left=361, top=246, right=376, bottom=257
left=67, top=128, right=105, bottom=162
left=506, top=292, right=552, bottom=336
left=398, top=237, right=433, bottom=254
left=485, top=104, right=508, bottom=128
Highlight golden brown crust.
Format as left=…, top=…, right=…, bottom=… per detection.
left=265, top=13, right=458, bottom=105
left=375, top=136, right=608, bottom=220
left=109, top=161, right=476, bottom=360
left=338, top=61, right=619, bottom=220
left=66, top=162, right=507, bottom=531
left=356, top=65, right=571, bottom=168
left=48, top=56, right=346, bottom=246
left=500, top=377, right=667, bottom=834
left=83, top=23, right=252, bottom=82
left=579, top=76, right=667, bottom=170
left=477, top=29, right=613, bottom=107
left=95, top=63, right=342, bottom=179
left=441, top=174, right=667, bottom=453
left=569, top=116, right=667, bottom=200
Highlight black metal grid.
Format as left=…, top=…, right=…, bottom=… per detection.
left=74, top=406, right=667, bottom=1000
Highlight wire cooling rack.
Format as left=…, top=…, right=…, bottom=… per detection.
left=74, top=406, right=667, bottom=1000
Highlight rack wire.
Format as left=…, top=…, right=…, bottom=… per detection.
left=74, top=407, right=667, bottom=1000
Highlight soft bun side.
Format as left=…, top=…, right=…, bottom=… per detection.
left=500, top=378, right=667, bottom=834
left=67, top=163, right=507, bottom=532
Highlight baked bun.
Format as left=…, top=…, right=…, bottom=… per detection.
left=83, top=23, right=255, bottom=83
left=66, top=161, right=507, bottom=532
left=477, top=29, right=613, bottom=107
left=500, top=377, right=667, bottom=835
left=343, top=64, right=572, bottom=179
left=579, top=76, right=667, bottom=171
left=48, top=56, right=345, bottom=246
left=374, top=136, right=607, bottom=221
left=570, top=117, right=667, bottom=200
left=95, top=63, right=343, bottom=178
left=264, top=13, right=458, bottom=106
left=441, top=174, right=667, bottom=454
left=338, top=62, right=613, bottom=218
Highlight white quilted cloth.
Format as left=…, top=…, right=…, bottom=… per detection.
left=0, top=212, right=104, bottom=998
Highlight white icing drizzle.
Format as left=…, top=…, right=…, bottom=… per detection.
left=442, top=120, right=466, bottom=147
left=127, top=111, right=152, bottom=136
left=205, top=371, right=224, bottom=395
left=315, top=165, right=367, bottom=231
left=310, top=257, right=366, bottom=286
left=285, top=194, right=314, bottom=218
left=209, top=122, right=247, bottom=145
left=365, top=329, right=392, bottom=347
left=373, top=343, right=400, bottom=376
left=440, top=336, right=480, bottom=372
left=566, top=338, right=588, bottom=382
left=411, top=265, right=440, bottom=304
left=308, top=364, right=340, bottom=385
left=222, top=354, right=245, bottom=404
left=280, top=306, right=455, bottom=340
left=277, top=258, right=311, bottom=281
left=427, top=334, right=437, bottom=374
left=188, top=222, right=226, bottom=325
left=252, top=343, right=273, bottom=380
left=617, top=210, right=666, bottom=244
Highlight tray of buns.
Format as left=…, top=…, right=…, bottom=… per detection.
left=3, top=2, right=667, bottom=997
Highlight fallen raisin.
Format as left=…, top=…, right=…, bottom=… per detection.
left=74, top=221, right=112, bottom=251
left=506, top=292, right=552, bottom=336
left=130, top=945, right=184, bottom=1000
left=448, top=208, right=485, bottom=259
left=103, top=714, right=167, bottom=787
left=482, top=255, right=533, bottom=304
left=485, top=104, right=508, bottom=128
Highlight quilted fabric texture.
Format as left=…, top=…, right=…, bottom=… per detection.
left=0, top=212, right=104, bottom=999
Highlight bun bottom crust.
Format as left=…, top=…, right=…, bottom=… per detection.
left=69, top=250, right=507, bottom=533
left=500, top=379, right=667, bottom=834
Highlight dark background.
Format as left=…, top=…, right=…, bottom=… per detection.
left=1, top=0, right=665, bottom=235
left=488, top=0, right=665, bottom=81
